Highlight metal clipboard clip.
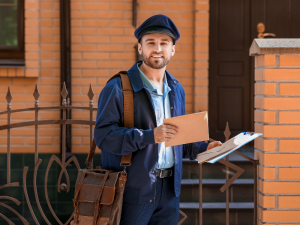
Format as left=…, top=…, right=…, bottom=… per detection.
left=244, top=132, right=255, bottom=136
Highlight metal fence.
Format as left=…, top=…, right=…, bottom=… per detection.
left=0, top=83, right=257, bottom=225
left=199, top=123, right=258, bottom=225
left=0, top=83, right=96, bottom=225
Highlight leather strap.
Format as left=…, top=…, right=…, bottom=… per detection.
left=119, top=73, right=134, bottom=166
left=94, top=170, right=111, bottom=225
left=86, top=71, right=134, bottom=168
left=86, top=139, right=97, bottom=168
left=73, top=169, right=111, bottom=224
left=73, top=170, right=88, bottom=223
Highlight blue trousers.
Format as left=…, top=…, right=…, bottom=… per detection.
left=120, top=176, right=180, bottom=225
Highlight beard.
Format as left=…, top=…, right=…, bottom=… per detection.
left=141, top=51, right=171, bottom=69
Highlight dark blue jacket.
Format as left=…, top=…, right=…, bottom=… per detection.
left=94, top=62, right=209, bottom=204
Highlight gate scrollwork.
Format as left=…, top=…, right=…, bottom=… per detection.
left=0, top=83, right=97, bottom=224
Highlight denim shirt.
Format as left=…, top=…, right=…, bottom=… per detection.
left=94, top=62, right=209, bottom=204
left=137, top=63, right=174, bottom=169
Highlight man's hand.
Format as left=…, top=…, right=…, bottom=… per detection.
left=206, top=141, right=222, bottom=150
left=154, top=124, right=178, bottom=143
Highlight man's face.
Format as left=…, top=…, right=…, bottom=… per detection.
left=138, top=33, right=175, bottom=69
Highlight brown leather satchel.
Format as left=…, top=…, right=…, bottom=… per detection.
left=70, top=71, right=133, bottom=225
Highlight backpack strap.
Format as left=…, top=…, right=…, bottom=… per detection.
left=86, top=71, right=134, bottom=169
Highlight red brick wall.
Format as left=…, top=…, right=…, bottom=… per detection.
left=254, top=53, right=300, bottom=224
left=194, top=1, right=209, bottom=112
left=70, top=0, right=136, bottom=153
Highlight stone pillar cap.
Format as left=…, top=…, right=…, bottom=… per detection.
left=249, top=38, right=300, bottom=56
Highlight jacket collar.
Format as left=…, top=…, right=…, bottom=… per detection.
left=127, top=61, right=178, bottom=92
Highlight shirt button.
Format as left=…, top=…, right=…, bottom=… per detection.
left=152, top=171, right=155, bottom=174
left=150, top=200, right=152, bottom=202
left=171, top=106, right=173, bottom=109
left=174, top=81, right=176, bottom=84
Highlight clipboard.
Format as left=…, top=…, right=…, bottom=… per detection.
left=197, top=132, right=262, bottom=164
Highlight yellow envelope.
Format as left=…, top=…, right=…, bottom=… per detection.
left=163, top=111, right=209, bottom=147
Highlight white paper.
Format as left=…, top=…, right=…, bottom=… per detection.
left=197, top=132, right=262, bottom=164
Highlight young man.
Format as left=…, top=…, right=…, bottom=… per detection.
left=94, top=14, right=221, bottom=225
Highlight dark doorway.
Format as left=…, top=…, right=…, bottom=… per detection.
left=209, top=0, right=300, bottom=142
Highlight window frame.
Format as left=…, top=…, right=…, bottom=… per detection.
left=0, top=0, right=24, bottom=66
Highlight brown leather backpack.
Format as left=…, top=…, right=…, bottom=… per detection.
left=70, top=71, right=133, bottom=225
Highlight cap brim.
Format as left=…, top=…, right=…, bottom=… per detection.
left=142, top=30, right=176, bottom=40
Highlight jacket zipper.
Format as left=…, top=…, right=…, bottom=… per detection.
left=143, top=87, right=158, bottom=204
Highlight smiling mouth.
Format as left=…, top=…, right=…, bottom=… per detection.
left=151, top=56, right=163, bottom=59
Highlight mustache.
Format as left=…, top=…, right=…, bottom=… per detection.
left=150, top=51, right=164, bottom=55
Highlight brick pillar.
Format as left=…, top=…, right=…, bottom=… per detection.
left=250, top=39, right=300, bottom=224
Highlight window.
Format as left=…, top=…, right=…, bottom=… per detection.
left=0, top=0, right=24, bottom=66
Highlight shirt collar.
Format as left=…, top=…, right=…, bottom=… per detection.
left=137, top=63, right=156, bottom=93
left=136, top=63, right=171, bottom=96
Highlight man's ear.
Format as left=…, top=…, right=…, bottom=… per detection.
left=138, top=43, right=142, bottom=55
left=171, top=45, right=175, bottom=56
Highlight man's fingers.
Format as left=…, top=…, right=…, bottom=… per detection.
left=163, top=125, right=178, bottom=134
left=211, top=141, right=222, bottom=148
left=165, top=132, right=175, bottom=138
left=164, top=128, right=178, bottom=134
left=154, top=124, right=179, bottom=143
left=206, top=141, right=223, bottom=150
left=164, top=124, right=179, bottom=131
left=165, top=137, right=172, bottom=142
left=213, top=141, right=222, bottom=147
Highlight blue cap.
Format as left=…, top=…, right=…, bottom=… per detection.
left=134, top=14, right=180, bottom=44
